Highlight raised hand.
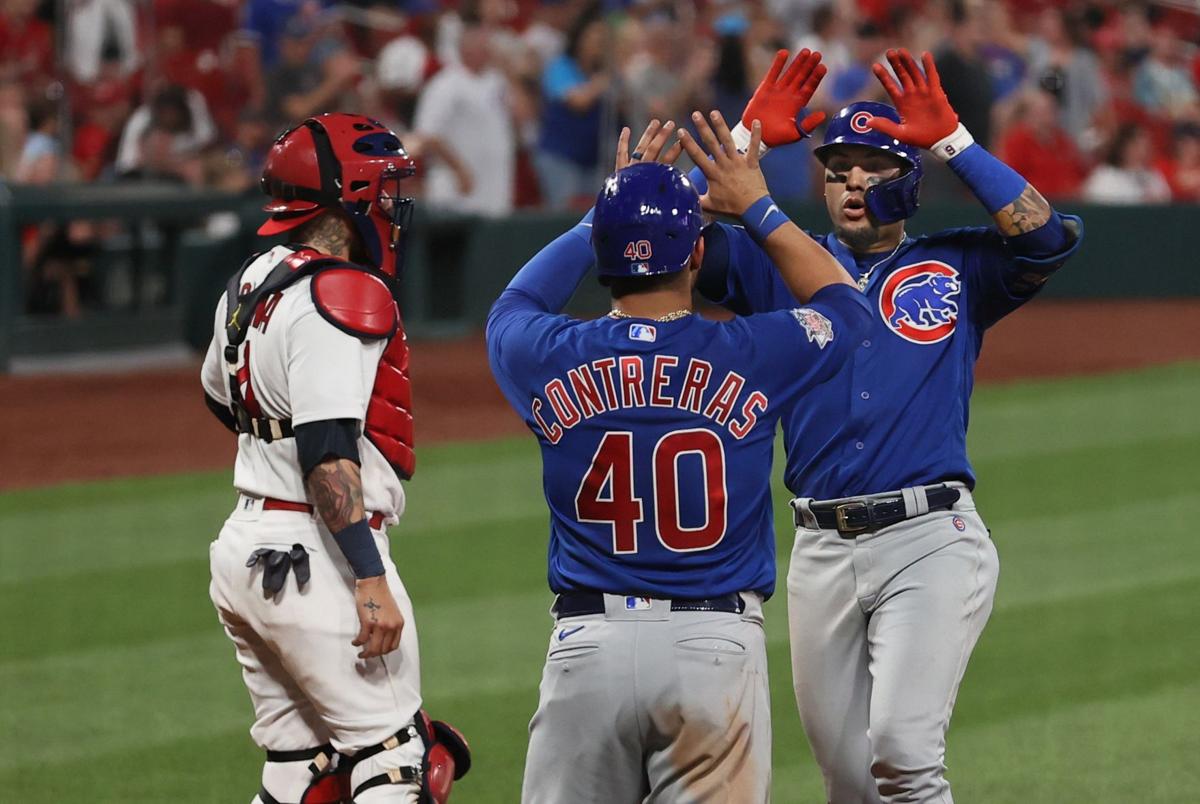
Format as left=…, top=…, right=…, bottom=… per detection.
left=867, top=49, right=960, bottom=149
left=614, top=119, right=684, bottom=172
left=742, top=49, right=828, bottom=148
left=677, top=110, right=768, bottom=217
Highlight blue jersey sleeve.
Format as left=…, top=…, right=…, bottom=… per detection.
left=698, top=222, right=795, bottom=315
left=963, top=214, right=1084, bottom=329
left=746, top=283, right=872, bottom=402
left=486, top=220, right=594, bottom=413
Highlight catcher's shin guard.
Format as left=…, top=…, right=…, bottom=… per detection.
left=257, top=744, right=351, bottom=804
left=348, top=712, right=471, bottom=803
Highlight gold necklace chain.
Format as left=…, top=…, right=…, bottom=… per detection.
left=856, top=238, right=907, bottom=291
left=607, top=309, right=694, bottom=322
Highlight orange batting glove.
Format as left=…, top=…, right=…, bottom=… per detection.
left=867, top=49, right=961, bottom=150
left=739, top=49, right=828, bottom=150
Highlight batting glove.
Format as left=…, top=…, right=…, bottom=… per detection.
left=868, top=49, right=972, bottom=161
left=734, top=49, right=828, bottom=155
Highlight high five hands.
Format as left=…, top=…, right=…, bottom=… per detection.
left=867, top=49, right=960, bottom=148
left=742, top=48, right=828, bottom=148
left=677, top=111, right=769, bottom=218
left=614, top=119, right=684, bottom=171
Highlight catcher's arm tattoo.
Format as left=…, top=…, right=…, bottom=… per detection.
left=992, top=183, right=1052, bottom=237
left=305, top=458, right=366, bottom=533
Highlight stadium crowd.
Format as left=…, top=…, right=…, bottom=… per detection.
left=2, top=0, right=1198, bottom=214
left=0, top=0, right=1195, bottom=213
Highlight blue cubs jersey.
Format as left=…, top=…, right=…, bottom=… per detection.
left=700, top=219, right=1082, bottom=499
left=488, top=223, right=871, bottom=598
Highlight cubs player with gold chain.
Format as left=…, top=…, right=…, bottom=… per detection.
left=489, top=111, right=869, bottom=802
left=694, top=50, right=1084, bottom=802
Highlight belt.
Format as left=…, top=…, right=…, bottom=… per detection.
left=263, top=497, right=386, bottom=530
left=800, top=484, right=961, bottom=537
left=553, top=591, right=745, bottom=619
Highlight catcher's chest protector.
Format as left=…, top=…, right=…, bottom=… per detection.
left=225, top=248, right=416, bottom=480
left=366, top=325, right=416, bottom=481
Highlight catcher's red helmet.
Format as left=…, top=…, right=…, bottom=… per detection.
left=259, top=113, right=417, bottom=277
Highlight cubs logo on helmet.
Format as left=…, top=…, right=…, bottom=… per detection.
left=878, top=261, right=961, bottom=344
left=849, top=111, right=874, bottom=134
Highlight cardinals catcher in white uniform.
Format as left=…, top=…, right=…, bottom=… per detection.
left=202, top=113, right=470, bottom=804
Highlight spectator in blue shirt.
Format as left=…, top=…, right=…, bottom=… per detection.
left=534, top=4, right=609, bottom=209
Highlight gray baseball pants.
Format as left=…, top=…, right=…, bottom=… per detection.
left=521, top=593, right=771, bottom=803
left=787, top=486, right=998, bottom=804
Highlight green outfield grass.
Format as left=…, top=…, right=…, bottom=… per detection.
left=2, top=362, right=1199, bottom=802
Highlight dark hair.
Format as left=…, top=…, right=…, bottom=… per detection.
left=600, top=271, right=687, bottom=299
left=27, top=97, right=58, bottom=131
left=565, top=2, right=603, bottom=65
left=1105, top=123, right=1144, bottom=167
left=812, top=4, right=835, bottom=36
left=714, top=34, right=746, bottom=95
left=150, top=85, right=193, bottom=129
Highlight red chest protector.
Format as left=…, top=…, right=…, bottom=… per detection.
left=224, top=248, right=416, bottom=480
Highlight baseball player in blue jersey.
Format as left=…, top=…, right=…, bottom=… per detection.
left=487, top=113, right=871, bottom=803
left=692, top=49, right=1084, bottom=803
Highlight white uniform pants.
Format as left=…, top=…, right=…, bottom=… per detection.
left=209, top=498, right=424, bottom=802
left=787, top=487, right=998, bottom=804
left=521, top=593, right=771, bottom=804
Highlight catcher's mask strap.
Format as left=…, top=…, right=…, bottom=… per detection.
left=303, top=118, right=343, bottom=201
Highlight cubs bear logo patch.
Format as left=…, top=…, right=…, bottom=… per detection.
left=878, top=260, right=961, bottom=344
left=790, top=308, right=834, bottom=349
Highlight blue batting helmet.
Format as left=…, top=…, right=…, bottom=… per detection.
left=813, top=101, right=922, bottom=223
left=592, top=163, right=704, bottom=278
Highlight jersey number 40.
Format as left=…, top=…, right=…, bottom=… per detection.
left=575, top=429, right=726, bottom=555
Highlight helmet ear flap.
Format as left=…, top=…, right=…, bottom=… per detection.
left=864, top=168, right=921, bottom=224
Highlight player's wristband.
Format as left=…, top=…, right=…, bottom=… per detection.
left=943, top=140, right=1030, bottom=215
left=731, top=121, right=770, bottom=157
left=332, top=519, right=385, bottom=579
left=741, top=195, right=790, bottom=246
left=929, top=123, right=975, bottom=162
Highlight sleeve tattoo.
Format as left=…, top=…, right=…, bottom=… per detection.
left=992, top=184, right=1052, bottom=237
left=305, top=458, right=366, bottom=533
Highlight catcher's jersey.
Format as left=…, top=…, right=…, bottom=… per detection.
left=487, top=226, right=871, bottom=599
left=201, top=245, right=405, bottom=519
left=701, top=220, right=1082, bottom=499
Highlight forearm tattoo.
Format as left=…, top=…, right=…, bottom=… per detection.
left=305, top=459, right=365, bottom=533
left=993, top=184, right=1052, bottom=237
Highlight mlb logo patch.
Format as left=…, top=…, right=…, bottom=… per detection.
left=790, top=308, right=834, bottom=349
left=625, top=596, right=652, bottom=611
left=629, top=323, right=656, bottom=343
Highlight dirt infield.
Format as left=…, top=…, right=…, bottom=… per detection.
left=2, top=300, right=1197, bottom=490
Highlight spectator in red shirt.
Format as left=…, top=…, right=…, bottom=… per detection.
left=1158, top=123, right=1200, bottom=202
left=0, top=0, right=54, bottom=88
left=997, top=86, right=1089, bottom=201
